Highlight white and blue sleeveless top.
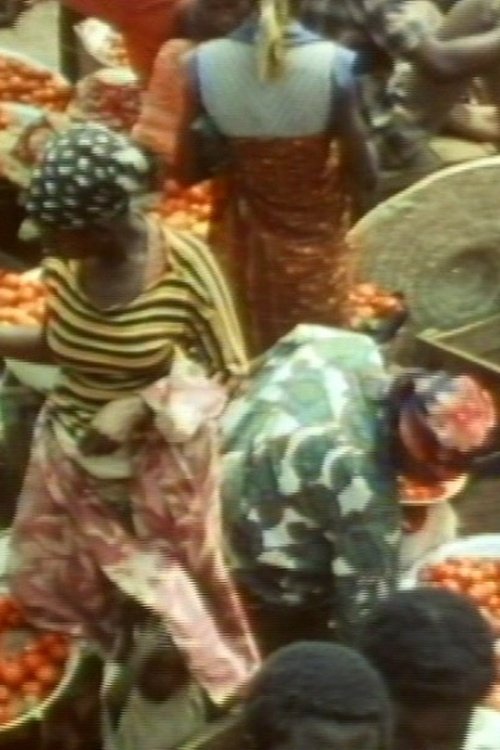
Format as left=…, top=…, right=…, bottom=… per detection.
left=195, top=20, right=357, bottom=138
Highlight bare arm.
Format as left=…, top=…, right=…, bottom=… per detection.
left=411, top=27, right=500, bottom=80
left=0, top=325, right=53, bottom=364
left=337, top=86, right=378, bottom=215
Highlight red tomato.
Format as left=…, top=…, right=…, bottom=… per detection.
left=0, top=686, right=10, bottom=704
left=36, top=633, right=62, bottom=651
left=0, top=660, right=26, bottom=689
left=47, top=641, right=69, bottom=663
left=35, top=664, right=59, bottom=688
left=21, top=651, right=46, bottom=675
left=1, top=273, right=20, bottom=290
left=0, top=703, right=14, bottom=725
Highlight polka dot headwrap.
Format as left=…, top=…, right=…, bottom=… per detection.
left=25, top=123, right=154, bottom=229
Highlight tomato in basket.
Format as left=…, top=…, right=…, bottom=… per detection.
left=420, top=557, right=500, bottom=629
left=0, top=271, right=48, bottom=327
left=0, top=595, right=70, bottom=725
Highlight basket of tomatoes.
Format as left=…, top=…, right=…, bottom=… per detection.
left=0, top=535, right=82, bottom=738
left=401, top=534, right=500, bottom=633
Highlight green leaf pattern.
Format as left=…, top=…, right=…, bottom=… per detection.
left=221, top=325, right=402, bottom=640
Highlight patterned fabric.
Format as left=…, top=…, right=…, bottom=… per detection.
left=43, top=220, right=248, bottom=443
left=300, top=0, right=429, bottom=57
left=224, top=136, right=352, bottom=351
left=412, top=373, right=497, bottom=453
left=221, top=325, right=402, bottom=641
left=26, top=124, right=153, bottom=229
left=8, top=368, right=260, bottom=705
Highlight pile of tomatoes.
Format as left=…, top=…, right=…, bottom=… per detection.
left=0, top=55, right=72, bottom=111
left=157, top=180, right=221, bottom=238
left=346, top=283, right=406, bottom=330
left=0, top=595, right=70, bottom=726
left=421, top=557, right=500, bottom=626
left=0, top=271, right=47, bottom=326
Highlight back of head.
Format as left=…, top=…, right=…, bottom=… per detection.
left=243, top=641, right=392, bottom=750
left=25, top=123, right=156, bottom=230
left=360, top=588, right=495, bottom=708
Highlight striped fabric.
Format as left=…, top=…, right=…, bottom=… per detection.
left=43, top=223, right=248, bottom=439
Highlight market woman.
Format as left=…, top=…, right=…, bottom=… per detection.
left=221, top=325, right=498, bottom=653
left=9, top=0, right=250, bottom=81
left=1, top=124, right=259, bottom=742
left=177, top=0, right=377, bottom=351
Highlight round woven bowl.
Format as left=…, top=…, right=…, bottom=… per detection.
left=349, top=157, right=500, bottom=332
left=0, top=532, right=83, bottom=739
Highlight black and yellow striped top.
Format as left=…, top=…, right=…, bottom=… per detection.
left=44, top=223, right=248, bottom=440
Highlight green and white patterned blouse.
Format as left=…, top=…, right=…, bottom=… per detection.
left=221, top=325, right=402, bottom=642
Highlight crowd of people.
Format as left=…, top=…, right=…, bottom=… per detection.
left=0, top=1, right=500, bottom=749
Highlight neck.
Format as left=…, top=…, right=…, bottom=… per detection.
left=93, top=216, right=147, bottom=266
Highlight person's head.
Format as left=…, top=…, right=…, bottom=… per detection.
left=390, top=371, right=497, bottom=480
left=243, top=641, right=393, bottom=750
left=191, top=0, right=253, bottom=39
left=24, top=123, right=157, bottom=259
left=361, top=588, right=496, bottom=750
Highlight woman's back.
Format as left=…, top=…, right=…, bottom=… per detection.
left=196, top=22, right=355, bottom=138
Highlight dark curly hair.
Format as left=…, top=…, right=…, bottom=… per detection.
left=360, top=588, right=496, bottom=707
left=243, top=641, right=393, bottom=750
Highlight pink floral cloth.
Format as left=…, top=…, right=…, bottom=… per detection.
left=7, top=373, right=260, bottom=705
left=415, top=374, right=497, bottom=453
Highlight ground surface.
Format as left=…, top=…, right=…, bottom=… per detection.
left=0, top=1, right=59, bottom=69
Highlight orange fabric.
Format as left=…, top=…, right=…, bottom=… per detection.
left=223, top=136, right=353, bottom=353
left=133, top=39, right=196, bottom=168
left=63, top=0, right=193, bottom=79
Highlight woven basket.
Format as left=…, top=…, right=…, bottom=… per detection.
left=0, top=532, right=84, bottom=740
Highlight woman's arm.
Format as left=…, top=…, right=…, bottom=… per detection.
left=132, top=43, right=202, bottom=185
left=0, top=325, right=53, bottom=364
left=411, top=27, right=500, bottom=81
left=337, top=85, right=379, bottom=216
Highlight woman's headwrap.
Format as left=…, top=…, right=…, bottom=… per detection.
left=407, top=372, right=497, bottom=454
left=25, top=123, right=154, bottom=229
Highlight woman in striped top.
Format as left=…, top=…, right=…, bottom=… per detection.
left=2, top=124, right=259, bottom=744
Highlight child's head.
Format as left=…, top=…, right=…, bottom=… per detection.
left=361, top=587, right=496, bottom=750
left=243, top=641, right=393, bottom=750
